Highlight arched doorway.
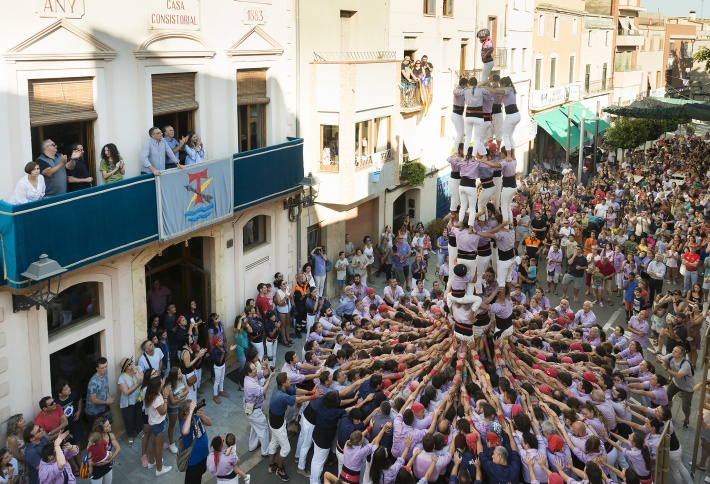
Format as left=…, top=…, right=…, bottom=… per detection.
left=392, top=188, right=421, bottom=231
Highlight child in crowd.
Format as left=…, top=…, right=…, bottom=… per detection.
left=623, top=271, right=638, bottom=321
left=335, top=251, right=348, bottom=300
left=591, top=265, right=605, bottom=306
left=632, top=286, right=645, bottom=318
left=88, top=432, right=111, bottom=465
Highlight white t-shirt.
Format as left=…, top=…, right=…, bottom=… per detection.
left=148, top=394, right=165, bottom=425
left=138, top=349, right=164, bottom=373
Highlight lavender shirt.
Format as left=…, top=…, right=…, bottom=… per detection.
left=495, top=230, right=516, bottom=252
left=448, top=155, right=462, bottom=174
left=206, top=451, right=239, bottom=479
left=343, top=442, right=376, bottom=472
left=502, top=88, right=516, bottom=106
left=499, top=159, right=517, bottom=177
left=459, top=159, right=480, bottom=179
left=244, top=375, right=265, bottom=407
left=628, top=316, right=650, bottom=349
left=574, top=309, right=597, bottom=329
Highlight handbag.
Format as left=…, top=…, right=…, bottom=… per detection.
left=244, top=402, right=255, bottom=415
left=186, top=372, right=197, bottom=387
left=177, top=432, right=197, bottom=472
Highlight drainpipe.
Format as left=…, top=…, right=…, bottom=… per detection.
left=295, top=0, right=301, bottom=137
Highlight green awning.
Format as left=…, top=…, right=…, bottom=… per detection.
left=535, top=103, right=608, bottom=151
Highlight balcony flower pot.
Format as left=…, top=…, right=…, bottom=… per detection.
left=400, top=160, right=426, bottom=187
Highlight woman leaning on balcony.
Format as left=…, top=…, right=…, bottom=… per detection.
left=8, top=161, right=45, bottom=204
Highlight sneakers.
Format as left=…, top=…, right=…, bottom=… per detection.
left=269, top=463, right=278, bottom=474
left=244, top=475, right=251, bottom=484
left=599, top=301, right=604, bottom=308
left=155, top=465, right=172, bottom=477
left=162, top=441, right=169, bottom=449
left=297, top=468, right=311, bottom=478
left=683, top=420, right=690, bottom=430
left=147, top=459, right=162, bottom=469
left=277, top=468, right=290, bottom=482
left=141, top=454, right=148, bottom=468
left=168, top=443, right=178, bottom=454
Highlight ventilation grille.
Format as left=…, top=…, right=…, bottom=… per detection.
left=245, top=256, right=270, bottom=271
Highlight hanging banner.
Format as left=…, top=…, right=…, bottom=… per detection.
left=155, top=158, right=233, bottom=241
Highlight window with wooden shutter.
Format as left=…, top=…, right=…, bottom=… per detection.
left=237, top=69, right=269, bottom=105
left=28, top=78, right=97, bottom=127
left=151, top=72, right=199, bottom=116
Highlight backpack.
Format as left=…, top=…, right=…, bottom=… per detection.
left=325, top=259, right=333, bottom=272
left=681, top=358, right=695, bottom=377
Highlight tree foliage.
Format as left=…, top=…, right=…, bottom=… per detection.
left=693, top=46, right=710, bottom=72
left=401, top=160, right=426, bottom=187
left=605, top=117, right=649, bottom=150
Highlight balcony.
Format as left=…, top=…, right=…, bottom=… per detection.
left=615, top=62, right=642, bottom=72
left=400, top=81, right=425, bottom=113
left=616, top=31, right=644, bottom=48
left=584, top=78, right=613, bottom=97
left=0, top=138, right=304, bottom=289
left=356, top=148, right=394, bottom=171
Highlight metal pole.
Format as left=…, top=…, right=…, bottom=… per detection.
left=296, top=201, right=303, bottom=270
left=565, top=105, right=571, bottom=165
left=691, top=324, right=710, bottom=473
left=577, top=113, right=586, bottom=181
left=593, top=119, right=600, bottom=168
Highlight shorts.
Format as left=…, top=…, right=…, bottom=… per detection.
left=624, top=301, right=633, bottom=311
left=168, top=406, right=179, bottom=415
left=592, top=283, right=603, bottom=290
left=336, top=279, right=345, bottom=287
left=149, top=420, right=167, bottom=436
left=546, top=270, right=560, bottom=283
left=562, top=274, right=585, bottom=289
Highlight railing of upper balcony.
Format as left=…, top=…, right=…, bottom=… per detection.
left=356, top=148, right=394, bottom=171
left=400, top=81, right=424, bottom=111
left=313, top=51, right=397, bottom=62
left=584, top=78, right=614, bottom=96
left=615, top=62, right=643, bottom=72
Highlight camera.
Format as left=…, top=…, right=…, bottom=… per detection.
left=270, top=366, right=275, bottom=372
left=195, top=399, right=207, bottom=411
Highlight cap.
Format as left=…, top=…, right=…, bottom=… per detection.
left=511, top=404, right=524, bottom=417
left=212, top=336, right=222, bottom=346
left=412, top=402, right=425, bottom=413
left=536, top=353, right=547, bottom=362
left=383, top=390, right=391, bottom=398
left=583, top=371, right=597, bottom=383
left=382, top=379, right=392, bottom=389
left=410, top=381, right=419, bottom=392
left=539, top=383, right=552, bottom=397
left=545, top=368, right=558, bottom=379
left=431, top=306, right=442, bottom=314
left=565, top=312, right=575, bottom=320
left=532, top=363, right=542, bottom=370
left=556, top=317, right=567, bottom=326
left=548, top=434, right=565, bottom=453
left=561, top=356, right=574, bottom=364
left=119, top=357, right=133, bottom=372
left=366, top=287, right=376, bottom=295
left=570, top=342, right=584, bottom=352
left=378, top=304, right=390, bottom=313
left=466, top=432, right=479, bottom=448
left=488, top=142, right=498, bottom=152
left=454, top=264, right=468, bottom=277
left=485, top=431, right=501, bottom=446
left=549, top=474, right=564, bottom=484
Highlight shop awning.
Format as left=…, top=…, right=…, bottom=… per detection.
left=603, top=97, right=710, bottom=120
left=569, top=102, right=610, bottom=134
left=534, top=108, right=582, bottom=152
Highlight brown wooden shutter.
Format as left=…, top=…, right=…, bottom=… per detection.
left=237, top=69, right=269, bottom=105
left=28, top=78, right=97, bottom=127
left=151, top=72, right=199, bottom=116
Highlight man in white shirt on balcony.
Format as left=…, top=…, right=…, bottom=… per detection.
left=140, top=127, right=182, bottom=176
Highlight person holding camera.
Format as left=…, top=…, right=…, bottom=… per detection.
left=242, top=360, right=274, bottom=458
left=180, top=399, right=213, bottom=483
left=145, top=376, right=172, bottom=476
left=37, top=431, right=78, bottom=484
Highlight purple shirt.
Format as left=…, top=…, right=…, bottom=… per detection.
left=38, top=447, right=79, bottom=484
left=448, top=155, right=462, bottom=174
left=392, top=413, right=428, bottom=459
left=282, top=362, right=305, bottom=385
left=413, top=450, right=452, bottom=481
left=495, top=230, right=515, bottom=251
left=351, top=282, right=369, bottom=300
left=453, top=89, right=466, bottom=107
left=623, top=447, right=651, bottom=477
left=206, top=451, right=239, bottom=478
left=343, top=443, right=376, bottom=472
left=459, top=159, right=480, bottom=179
left=502, top=88, right=516, bottom=106
left=618, top=348, right=643, bottom=368
left=628, top=316, right=650, bottom=349
left=453, top=228, right=481, bottom=253
left=244, top=375, right=265, bottom=407
left=481, top=88, right=494, bottom=114
left=499, top=159, right=517, bottom=177
left=491, top=299, right=513, bottom=319
left=574, top=309, right=597, bottom=329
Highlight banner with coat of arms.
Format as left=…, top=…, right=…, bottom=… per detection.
left=155, top=158, right=233, bottom=241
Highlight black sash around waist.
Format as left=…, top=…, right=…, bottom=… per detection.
left=483, top=113, right=492, bottom=122
left=449, top=235, right=457, bottom=247
left=217, top=471, right=238, bottom=480
left=450, top=172, right=461, bottom=179
left=505, top=104, right=519, bottom=114
left=457, top=249, right=477, bottom=260
left=454, top=322, right=473, bottom=336
left=495, top=314, right=513, bottom=331
left=498, top=247, right=515, bottom=261
left=493, top=170, right=502, bottom=178
left=340, top=465, right=361, bottom=484
left=478, top=243, right=492, bottom=257
left=503, top=175, right=516, bottom=188
left=475, top=312, right=491, bottom=327
left=460, top=176, right=477, bottom=187
left=492, top=104, right=502, bottom=114
left=453, top=105, right=464, bottom=115
left=466, top=107, right=484, bottom=118
left=451, top=288, right=466, bottom=298
left=480, top=177, right=494, bottom=188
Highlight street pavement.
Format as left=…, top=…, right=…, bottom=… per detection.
left=103, top=256, right=709, bottom=483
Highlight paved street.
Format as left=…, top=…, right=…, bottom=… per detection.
left=105, top=257, right=709, bottom=483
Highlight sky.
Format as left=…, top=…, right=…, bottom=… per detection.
left=641, top=0, right=706, bottom=18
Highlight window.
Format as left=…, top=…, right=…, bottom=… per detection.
left=656, top=70, right=662, bottom=88
left=443, top=0, right=453, bottom=16
left=569, top=55, right=575, bottom=84
left=152, top=73, right=198, bottom=141
left=356, top=120, right=371, bottom=165
left=47, top=282, right=100, bottom=336
left=553, top=16, right=559, bottom=39
left=243, top=215, right=268, bottom=250
left=511, top=48, right=517, bottom=73
left=307, top=224, right=321, bottom=255
left=320, top=124, right=339, bottom=164
left=237, top=69, right=269, bottom=151
left=488, top=16, right=498, bottom=44
left=440, top=115, right=446, bottom=137
left=50, top=333, right=101, bottom=407
left=424, top=0, right=436, bottom=15
left=372, top=117, right=391, bottom=152
left=602, top=63, right=608, bottom=89
left=585, top=64, right=591, bottom=92
left=443, top=38, right=451, bottom=67
left=550, top=57, right=557, bottom=88
left=650, top=37, right=655, bottom=51
left=658, top=39, right=663, bottom=51
left=460, top=42, right=467, bottom=74
left=572, top=18, right=578, bottom=35
left=522, top=48, right=528, bottom=71
left=538, top=14, right=545, bottom=36
left=587, top=31, right=592, bottom=47
left=668, top=42, right=674, bottom=59
left=605, top=31, right=610, bottom=46
left=535, top=58, right=542, bottom=90
left=29, top=77, right=98, bottom=180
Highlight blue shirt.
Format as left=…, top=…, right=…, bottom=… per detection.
left=313, top=253, right=327, bottom=276
left=180, top=416, right=210, bottom=466
left=270, top=386, right=296, bottom=417
left=165, top=137, right=179, bottom=164
left=25, top=437, right=50, bottom=484
left=397, top=242, right=412, bottom=266
left=337, top=413, right=366, bottom=448
left=624, top=280, right=638, bottom=302
left=85, top=374, right=109, bottom=416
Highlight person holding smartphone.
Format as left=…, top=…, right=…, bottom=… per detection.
left=145, top=376, right=172, bottom=476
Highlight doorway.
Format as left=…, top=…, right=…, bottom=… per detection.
left=393, top=193, right=407, bottom=232
left=145, top=237, right=211, bottom=333
left=50, top=332, right=101, bottom=401
left=31, top=121, right=96, bottom=181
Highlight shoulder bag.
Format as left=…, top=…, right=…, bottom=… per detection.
left=177, top=430, right=197, bottom=472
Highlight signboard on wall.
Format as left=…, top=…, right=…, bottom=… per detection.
left=436, top=174, right=451, bottom=220
left=531, top=86, right=568, bottom=110
left=35, top=0, right=85, bottom=18
left=149, top=0, right=201, bottom=30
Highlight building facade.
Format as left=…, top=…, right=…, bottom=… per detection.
left=0, top=0, right=303, bottom=434
left=637, top=12, right=668, bottom=97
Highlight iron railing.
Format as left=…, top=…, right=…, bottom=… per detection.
left=615, top=62, right=643, bottom=72
left=313, top=51, right=396, bottom=62
left=356, top=148, right=394, bottom=170
left=584, top=78, right=613, bottom=96
left=400, top=81, right=424, bottom=110
left=639, top=12, right=666, bottom=26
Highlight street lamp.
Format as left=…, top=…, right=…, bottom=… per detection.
left=284, top=172, right=320, bottom=268
left=12, top=254, right=67, bottom=312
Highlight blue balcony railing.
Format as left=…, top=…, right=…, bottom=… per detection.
left=0, top=138, right=304, bottom=289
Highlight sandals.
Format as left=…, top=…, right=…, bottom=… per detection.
left=607, top=300, right=613, bottom=306
left=127, top=438, right=134, bottom=447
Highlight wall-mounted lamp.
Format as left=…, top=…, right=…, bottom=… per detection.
left=12, top=254, right=67, bottom=312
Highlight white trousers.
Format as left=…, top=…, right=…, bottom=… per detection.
left=459, top=185, right=477, bottom=225
left=213, top=363, right=225, bottom=396
left=251, top=340, right=264, bottom=362
left=265, top=339, right=278, bottom=361
left=482, top=61, right=494, bottom=81
left=295, top=417, right=315, bottom=470
left=497, top=257, right=516, bottom=287
left=267, top=421, right=290, bottom=458
left=492, top=176, right=502, bottom=211
left=195, top=368, right=202, bottom=390
left=501, top=186, right=517, bottom=225
left=449, top=178, right=461, bottom=211
left=451, top=112, right=464, bottom=150
left=492, top=113, right=504, bottom=143
left=336, top=448, right=344, bottom=476
left=309, top=443, right=330, bottom=484
left=306, top=313, right=316, bottom=336
left=475, top=255, right=491, bottom=293
left=473, top=118, right=487, bottom=156
left=502, top=111, right=521, bottom=151
left=483, top=120, right=493, bottom=143
left=247, top=408, right=269, bottom=454
left=459, top=258, right=477, bottom=296
left=477, top=186, right=496, bottom=221
left=314, top=275, right=325, bottom=297
left=448, top=246, right=458, bottom=281
left=669, top=445, right=693, bottom=484
left=464, top=116, right=485, bottom=155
